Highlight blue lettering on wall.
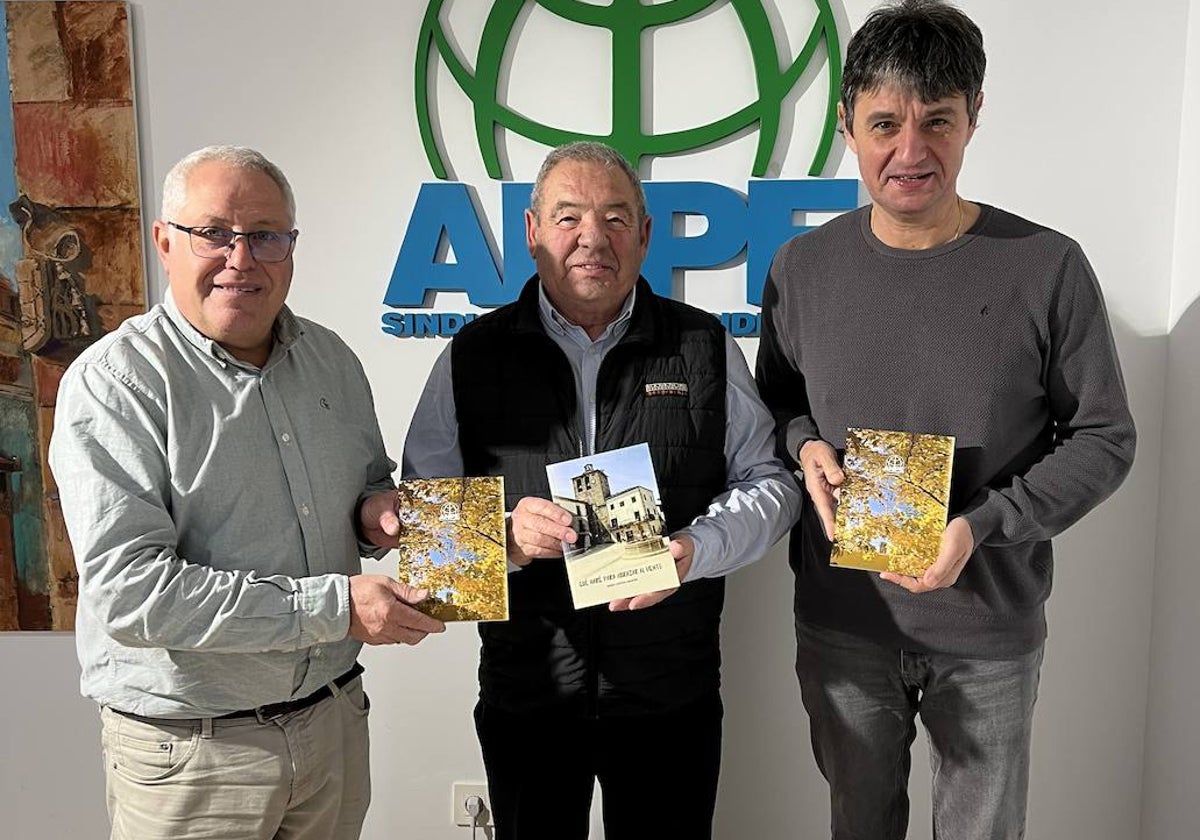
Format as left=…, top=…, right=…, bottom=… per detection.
left=383, top=183, right=503, bottom=307
left=642, top=182, right=749, bottom=300
left=381, top=311, right=479, bottom=338
left=383, top=179, right=859, bottom=330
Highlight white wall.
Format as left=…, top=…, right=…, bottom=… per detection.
left=1142, top=1, right=1200, bottom=838
left=0, top=1, right=1190, bottom=838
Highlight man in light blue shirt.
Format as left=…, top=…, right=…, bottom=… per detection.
left=49, top=145, right=444, bottom=840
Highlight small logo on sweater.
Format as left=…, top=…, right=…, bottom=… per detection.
left=645, top=382, right=688, bottom=398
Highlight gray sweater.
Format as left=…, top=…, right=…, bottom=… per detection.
left=756, top=204, right=1136, bottom=657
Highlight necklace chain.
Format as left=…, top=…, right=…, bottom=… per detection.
left=867, top=198, right=968, bottom=247
left=950, top=197, right=965, bottom=243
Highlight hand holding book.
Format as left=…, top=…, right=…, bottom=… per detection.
left=797, top=439, right=844, bottom=541
left=879, top=516, right=974, bottom=593
left=830, top=428, right=956, bottom=581
left=394, top=477, right=509, bottom=622
left=607, top=533, right=694, bottom=612
left=358, top=489, right=405, bottom=549
left=545, top=443, right=680, bottom=610
left=347, top=575, right=446, bottom=645
left=507, top=497, right=579, bottom=565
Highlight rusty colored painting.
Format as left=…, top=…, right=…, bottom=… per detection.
left=0, top=2, right=144, bottom=630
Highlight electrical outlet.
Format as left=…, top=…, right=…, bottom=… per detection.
left=452, top=782, right=491, bottom=827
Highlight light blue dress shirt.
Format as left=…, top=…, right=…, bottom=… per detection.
left=49, top=295, right=395, bottom=717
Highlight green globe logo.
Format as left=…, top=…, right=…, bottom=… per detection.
left=415, top=0, right=842, bottom=179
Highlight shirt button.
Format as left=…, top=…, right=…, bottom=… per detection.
left=281, top=432, right=291, bottom=443
left=300, top=504, right=311, bottom=516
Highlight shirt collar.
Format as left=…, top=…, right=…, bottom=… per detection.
left=163, top=290, right=302, bottom=370
left=536, top=281, right=637, bottom=343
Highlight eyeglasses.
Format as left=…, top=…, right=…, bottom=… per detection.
left=168, top=222, right=297, bottom=263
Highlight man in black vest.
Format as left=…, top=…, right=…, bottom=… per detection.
left=403, top=141, right=800, bottom=840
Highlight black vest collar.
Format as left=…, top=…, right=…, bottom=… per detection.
left=511, top=275, right=672, bottom=349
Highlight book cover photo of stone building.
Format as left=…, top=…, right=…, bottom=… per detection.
left=546, top=443, right=679, bottom=608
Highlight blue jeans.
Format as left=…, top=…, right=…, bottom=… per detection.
left=795, top=621, right=1044, bottom=840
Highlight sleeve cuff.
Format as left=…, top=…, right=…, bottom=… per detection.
left=296, top=574, right=351, bottom=645
left=959, top=490, right=1006, bottom=547
left=784, top=418, right=821, bottom=470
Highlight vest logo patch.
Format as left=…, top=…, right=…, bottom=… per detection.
left=645, top=381, right=688, bottom=397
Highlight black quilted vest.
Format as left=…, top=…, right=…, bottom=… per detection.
left=451, top=276, right=728, bottom=715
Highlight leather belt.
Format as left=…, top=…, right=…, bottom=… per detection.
left=111, top=662, right=364, bottom=726
left=218, top=662, right=365, bottom=723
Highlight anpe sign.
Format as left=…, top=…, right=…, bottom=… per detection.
left=386, top=0, right=857, bottom=338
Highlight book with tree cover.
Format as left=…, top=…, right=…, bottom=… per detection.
left=395, top=477, right=508, bottom=622
left=832, top=428, right=955, bottom=576
left=546, top=443, right=679, bottom=609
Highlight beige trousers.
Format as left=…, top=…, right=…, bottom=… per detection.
left=99, top=677, right=371, bottom=840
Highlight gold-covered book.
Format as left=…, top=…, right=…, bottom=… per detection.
left=395, top=477, right=508, bottom=622
left=832, top=428, right=955, bottom=576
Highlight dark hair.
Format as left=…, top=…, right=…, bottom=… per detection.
left=841, top=0, right=985, bottom=134
left=530, top=141, right=646, bottom=222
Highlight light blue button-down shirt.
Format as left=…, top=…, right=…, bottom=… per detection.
left=403, top=284, right=801, bottom=580
left=49, top=295, right=395, bottom=717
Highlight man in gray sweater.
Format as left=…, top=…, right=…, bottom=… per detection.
left=755, top=2, right=1136, bottom=838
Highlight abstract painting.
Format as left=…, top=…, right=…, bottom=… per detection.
left=0, top=2, right=144, bottom=630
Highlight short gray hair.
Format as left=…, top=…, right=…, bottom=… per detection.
left=160, top=145, right=296, bottom=224
left=529, top=141, right=646, bottom=222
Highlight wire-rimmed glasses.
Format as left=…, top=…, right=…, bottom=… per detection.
left=168, top=222, right=297, bottom=263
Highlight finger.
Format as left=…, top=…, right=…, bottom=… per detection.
left=515, top=521, right=576, bottom=557
left=809, top=489, right=837, bottom=541
left=391, top=628, right=430, bottom=646
left=922, top=554, right=967, bottom=590
left=520, top=515, right=577, bottom=544
left=622, top=587, right=679, bottom=611
left=879, top=571, right=928, bottom=593
left=668, top=535, right=694, bottom=562
left=387, top=580, right=430, bottom=604
left=823, top=463, right=846, bottom=486
left=515, top=497, right=574, bottom=526
left=377, top=507, right=401, bottom=538
left=921, top=564, right=950, bottom=590
left=920, top=541, right=966, bottom=590
left=396, top=607, right=446, bottom=635
left=516, top=530, right=568, bottom=558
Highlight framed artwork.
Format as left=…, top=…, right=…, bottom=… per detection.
left=0, top=2, right=144, bottom=630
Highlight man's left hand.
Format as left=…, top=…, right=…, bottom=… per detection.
left=880, top=517, right=974, bottom=593
left=608, top=534, right=695, bottom=612
left=359, top=490, right=401, bottom=549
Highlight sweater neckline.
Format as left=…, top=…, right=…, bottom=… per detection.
left=859, top=203, right=992, bottom=259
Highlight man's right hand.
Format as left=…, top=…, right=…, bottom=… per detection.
left=507, top=497, right=578, bottom=566
left=348, top=575, right=446, bottom=645
left=799, top=439, right=844, bottom=541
